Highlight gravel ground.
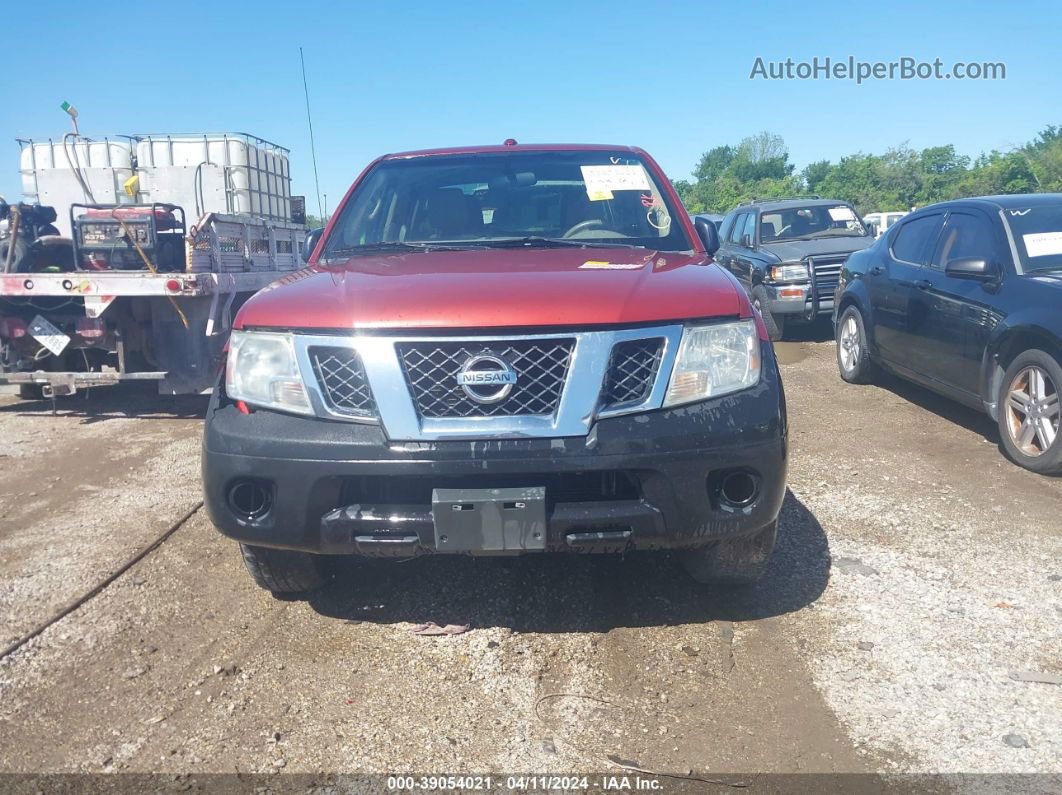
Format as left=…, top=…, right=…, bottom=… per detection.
left=781, top=336, right=1061, bottom=777
left=0, top=335, right=1058, bottom=786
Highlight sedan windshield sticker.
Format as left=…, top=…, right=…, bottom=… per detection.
left=1022, top=231, right=1062, bottom=257
left=828, top=206, right=856, bottom=221
left=580, top=165, right=651, bottom=197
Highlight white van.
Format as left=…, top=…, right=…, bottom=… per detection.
left=862, top=211, right=908, bottom=238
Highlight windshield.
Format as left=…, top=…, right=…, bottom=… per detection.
left=759, top=204, right=869, bottom=242
left=1004, top=204, right=1062, bottom=273
left=321, top=150, right=692, bottom=258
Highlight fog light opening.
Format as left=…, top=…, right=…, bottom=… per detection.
left=719, top=471, right=759, bottom=508
left=227, top=480, right=273, bottom=520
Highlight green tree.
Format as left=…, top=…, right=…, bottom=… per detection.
left=675, top=124, right=1061, bottom=217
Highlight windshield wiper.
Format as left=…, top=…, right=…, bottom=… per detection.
left=322, top=241, right=474, bottom=257
left=472, top=236, right=644, bottom=250
left=804, top=228, right=868, bottom=239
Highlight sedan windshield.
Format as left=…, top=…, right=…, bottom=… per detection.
left=759, top=204, right=869, bottom=242
left=1004, top=204, right=1062, bottom=273
left=321, top=150, right=692, bottom=258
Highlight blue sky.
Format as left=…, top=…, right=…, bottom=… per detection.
left=2, top=0, right=1059, bottom=215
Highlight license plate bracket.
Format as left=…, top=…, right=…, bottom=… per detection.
left=432, top=486, right=546, bottom=553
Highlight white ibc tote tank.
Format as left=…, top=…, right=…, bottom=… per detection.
left=18, top=137, right=135, bottom=234
left=134, top=133, right=291, bottom=221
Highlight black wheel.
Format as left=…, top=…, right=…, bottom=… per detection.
left=680, top=519, right=777, bottom=586
left=997, top=349, right=1062, bottom=474
left=18, top=384, right=45, bottom=400
left=239, top=544, right=326, bottom=594
left=751, top=286, right=784, bottom=341
left=836, top=305, right=877, bottom=384
left=0, top=237, right=29, bottom=273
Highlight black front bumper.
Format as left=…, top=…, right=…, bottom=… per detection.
left=202, top=347, right=787, bottom=556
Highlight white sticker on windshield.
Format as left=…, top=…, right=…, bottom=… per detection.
left=828, top=206, right=856, bottom=222
left=580, top=165, right=650, bottom=195
left=1023, top=231, right=1062, bottom=257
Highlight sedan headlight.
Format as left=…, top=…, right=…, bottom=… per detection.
left=769, top=262, right=809, bottom=282
left=225, top=330, right=313, bottom=415
left=664, top=320, right=761, bottom=407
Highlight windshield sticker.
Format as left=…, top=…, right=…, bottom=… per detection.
left=828, top=206, right=856, bottom=222
left=586, top=189, right=613, bottom=202
left=1022, top=231, right=1062, bottom=257
left=580, top=165, right=651, bottom=195
left=580, top=260, right=645, bottom=270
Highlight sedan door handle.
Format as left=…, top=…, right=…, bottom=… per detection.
left=868, top=265, right=885, bottom=275
left=915, top=279, right=932, bottom=290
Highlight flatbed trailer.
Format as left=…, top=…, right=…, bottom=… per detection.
left=0, top=212, right=304, bottom=398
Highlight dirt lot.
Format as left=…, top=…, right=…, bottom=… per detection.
left=0, top=332, right=1059, bottom=787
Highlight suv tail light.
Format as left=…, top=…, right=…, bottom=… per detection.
left=0, top=317, right=27, bottom=339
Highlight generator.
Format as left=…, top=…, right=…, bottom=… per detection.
left=71, top=203, right=185, bottom=271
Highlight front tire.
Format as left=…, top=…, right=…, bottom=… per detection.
left=997, top=349, right=1062, bottom=474
left=836, top=305, right=877, bottom=384
left=680, top=520, right=778, bottom=586
left=240, top=544, right=326, bottom=594
left=751, top=286, right=785, bottom=342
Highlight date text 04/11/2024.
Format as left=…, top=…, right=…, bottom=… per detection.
left=385, top=775, right=664, bottom=791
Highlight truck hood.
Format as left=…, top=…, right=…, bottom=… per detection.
left=235, top=247, right=745, bottom=331
left=759, top=236, right=875, bottom=262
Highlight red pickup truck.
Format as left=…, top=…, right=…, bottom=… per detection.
left=202, top=143, right=788, bottom=594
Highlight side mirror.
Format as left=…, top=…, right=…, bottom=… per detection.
left=740, top=233, right=753, bottom=249
left=303, top=227, right=325, bottom=262
left=945, top=257, right=995, bottom=281
left=694, top=217, right=720, bottom=255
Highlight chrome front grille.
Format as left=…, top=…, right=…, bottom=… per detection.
left=397, top=339, right=575, bottom=418
left=601, top=338, right=665, bottom=410
left=309, top=346, right=377, bottom=417
left=292, top=324, right=683, bottom=439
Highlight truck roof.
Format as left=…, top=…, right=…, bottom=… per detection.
left=382, top=143, right=644, bottom=159
left=737, top=197, right=853, bottom=213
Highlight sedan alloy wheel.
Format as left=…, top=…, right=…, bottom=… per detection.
left=1004, top=365, right=1059, bottom=457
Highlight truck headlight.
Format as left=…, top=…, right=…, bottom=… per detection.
left=225, top=330, right=312, bottom=415
left=664, top=320, right=761, bottom=407
left=769, top=263, right=809, bottom=282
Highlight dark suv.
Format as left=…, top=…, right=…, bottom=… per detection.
left=715, top=198, right=874, bottom=339
left=834, top=194, right=1062, bottom=474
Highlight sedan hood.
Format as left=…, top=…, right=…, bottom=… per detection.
left=759, top=236, right=875, bottom=262
left=235, top=247, right=745, bottom=331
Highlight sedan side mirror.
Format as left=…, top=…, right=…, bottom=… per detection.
left=694, top=217, right=720, bottom=255
left=945, top=257, right=996, bottom=281
left=303, top=227, right=325, bottom=262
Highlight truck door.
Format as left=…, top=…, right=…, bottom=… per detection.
left=730, top=211, right=758, bottom=289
